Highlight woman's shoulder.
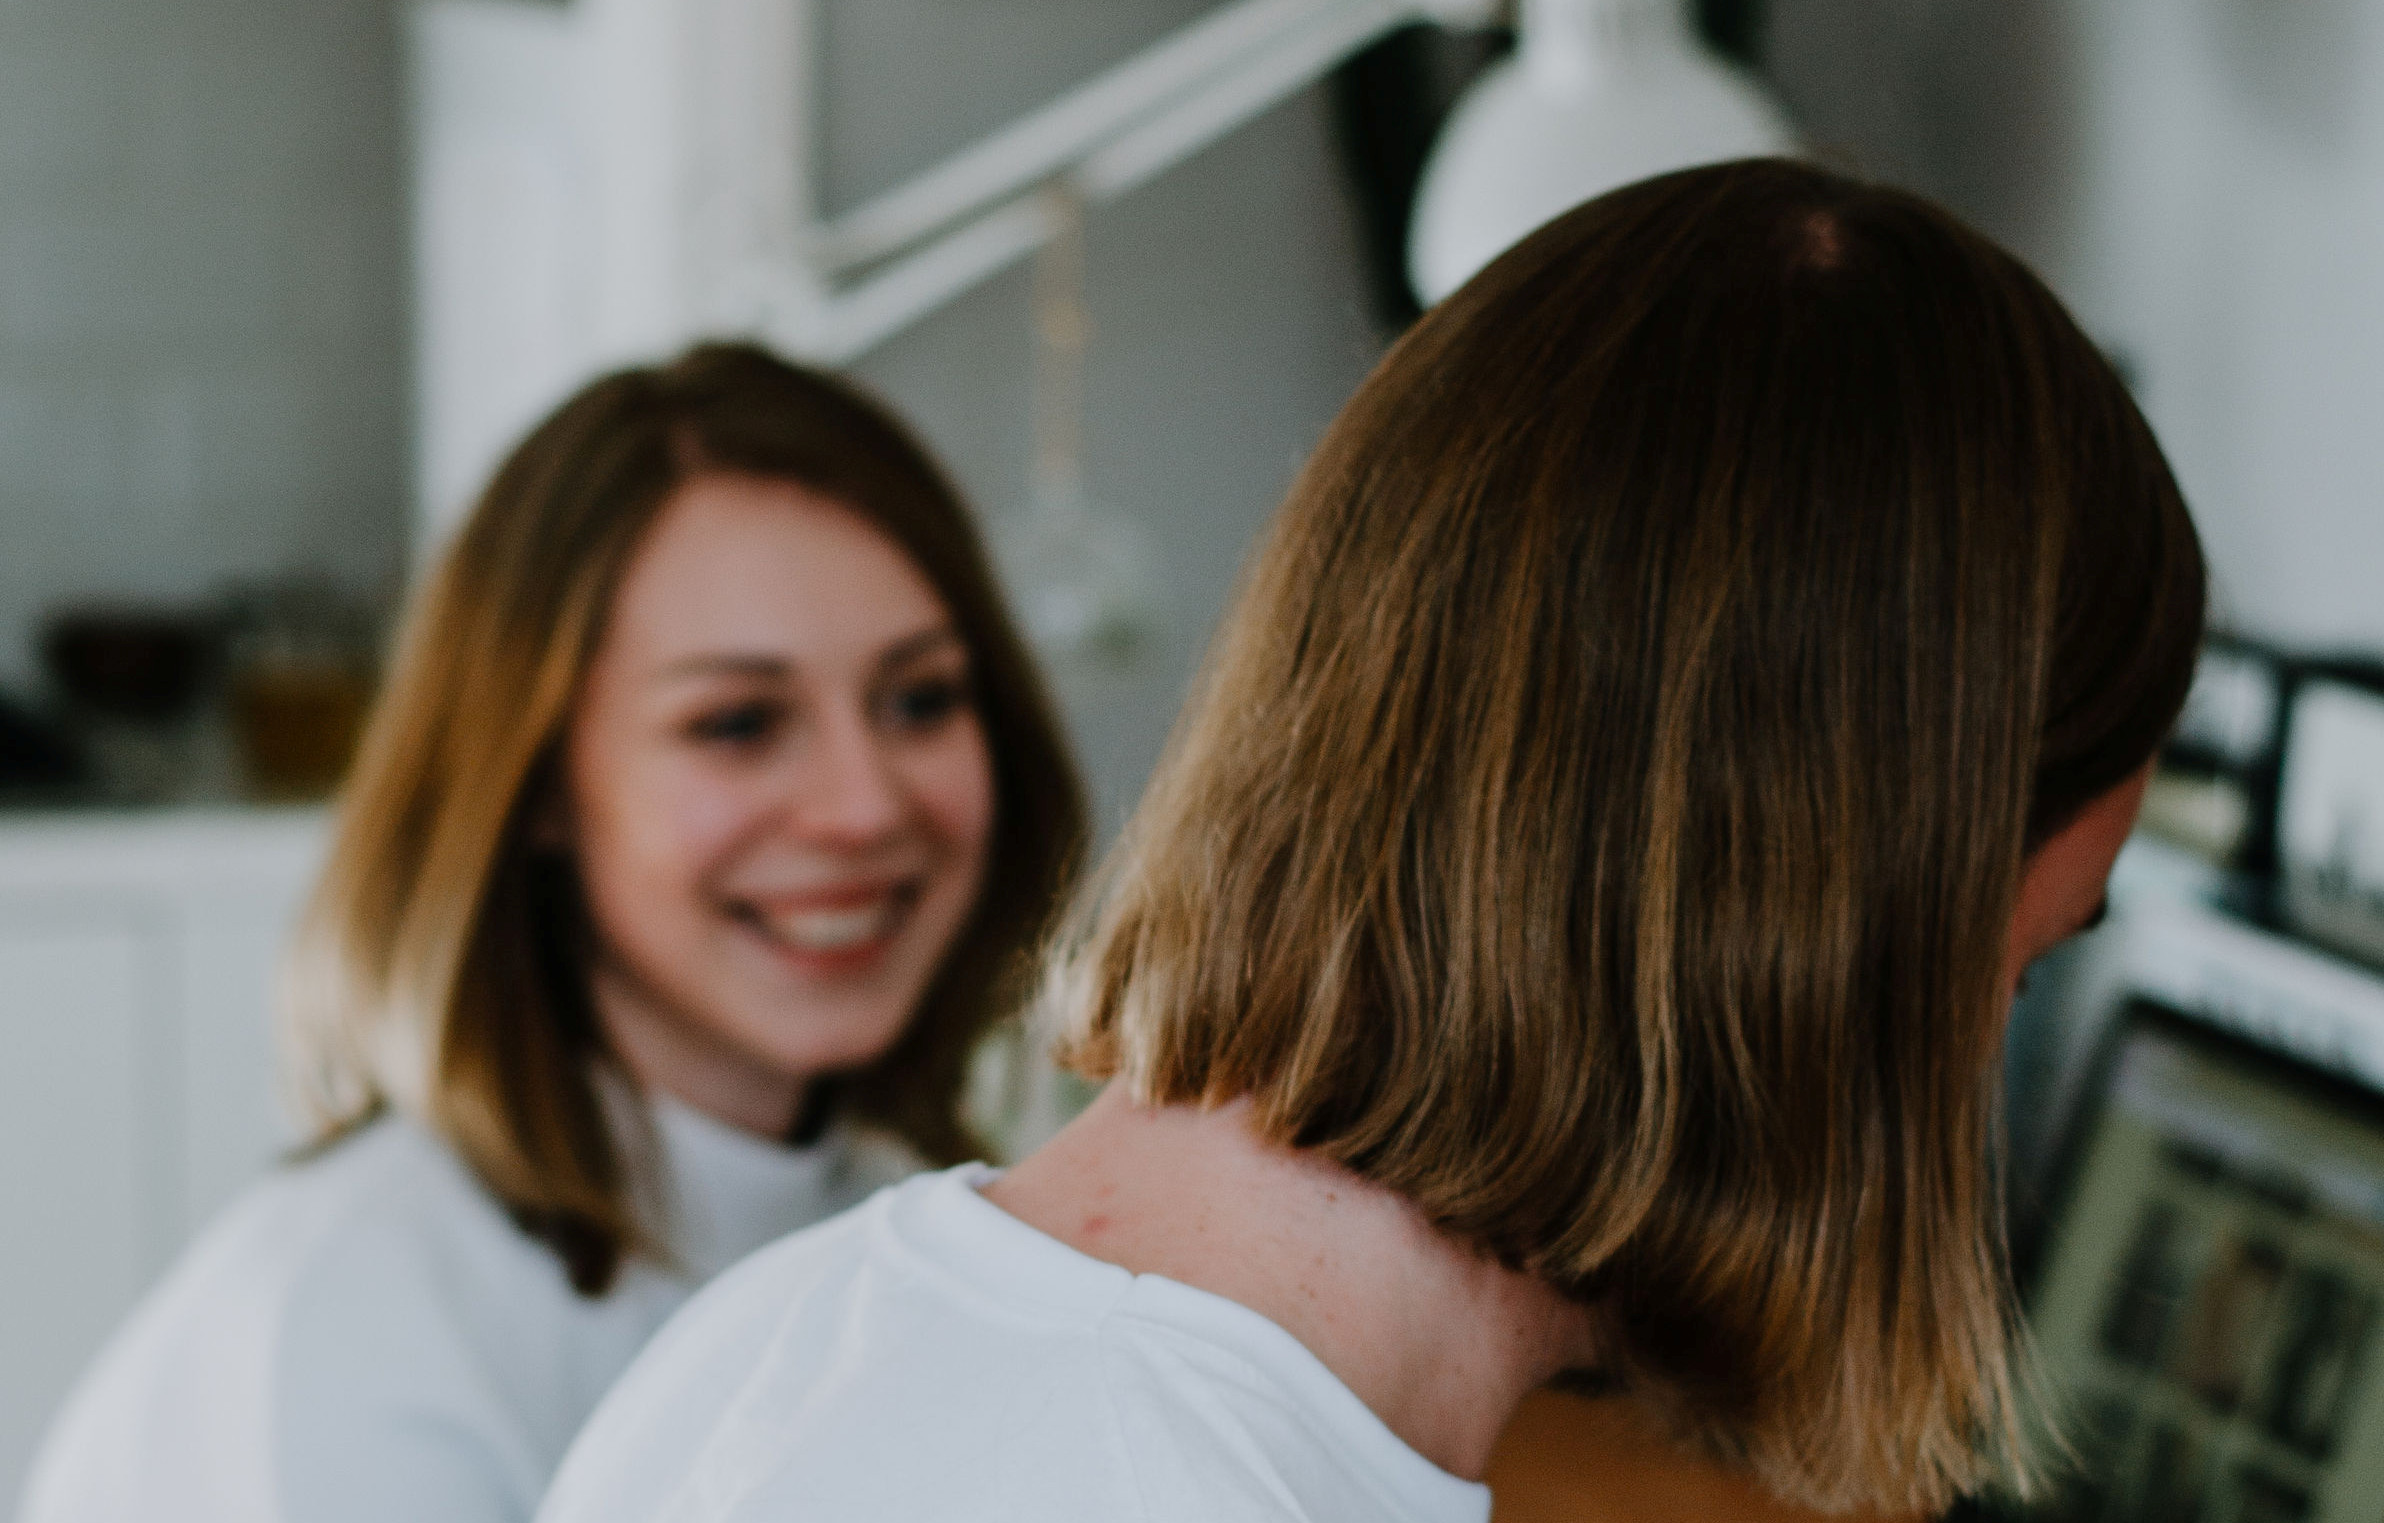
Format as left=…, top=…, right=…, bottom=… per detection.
left=23, top=1116, right=579, bottom=1523
left=191, top=1114, right=533, bottom=1321
left=87, top=1115, right=480, bottom=1366
left=538, top=1168, right=969, bottom=1523
left=542, top=1167, right=1339, bottom=1523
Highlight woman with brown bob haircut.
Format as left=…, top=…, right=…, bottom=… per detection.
left=538, top=162, right=2204, bottom=1523
left=26, top=343, right=1083, bottom=1523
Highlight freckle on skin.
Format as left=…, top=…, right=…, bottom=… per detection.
left=1083, top=1214, right=1110, bottom=1235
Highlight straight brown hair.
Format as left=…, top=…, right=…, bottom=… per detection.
left=1054, top=161, right=2204, bottom=1513
left=286, top=342, right=1084, bottom=1295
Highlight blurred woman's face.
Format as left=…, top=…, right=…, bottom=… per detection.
left=564, top=472, right=996, bottom=1136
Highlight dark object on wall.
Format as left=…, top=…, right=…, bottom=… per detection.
left=2145, top=633, right=2290, bottom=885
left=0, top=690, right=85, bottom=792
left=1696, top=0, right=1764, bottom=68
left=41, top=605, right=217, bottom=723
left=2273, top=661, right=2384, bottom=971
left=1328, top=22, right=1514, bottom=330
left=1328, top=0, right=1769, bottom=330
left=2153, top=636, right=2384, bottom=949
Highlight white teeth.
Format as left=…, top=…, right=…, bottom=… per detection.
left=760, top=899, right=897, bottom=951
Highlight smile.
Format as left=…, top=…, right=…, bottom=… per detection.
left=733, top=880, right=924, bottom=969
left=764, top=899, right=898, bottom=951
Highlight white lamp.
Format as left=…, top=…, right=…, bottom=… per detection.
left=1407, top=0, right=1795, bottom=305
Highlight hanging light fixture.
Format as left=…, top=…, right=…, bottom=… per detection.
left=995, top=183, right=1162, bottom=679
left=1406, top=0, right=1794, bottom=305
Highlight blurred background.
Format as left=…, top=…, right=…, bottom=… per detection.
left=2, top=0, right=2383, bottom=1516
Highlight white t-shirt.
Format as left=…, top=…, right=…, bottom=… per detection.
left=537, top=1164, right=1491, bottom=1523
left=20, top=1097, right=916, bottom=1523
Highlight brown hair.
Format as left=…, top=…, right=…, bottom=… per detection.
left=1054, top=160, right=2203, bottom=1513
left=286, top=342, right=1083, bottom=1294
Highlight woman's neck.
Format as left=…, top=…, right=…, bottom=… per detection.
left=983, top=1082, right=1602, bottom=1481
left=589, top=955, right=812, bottom=1138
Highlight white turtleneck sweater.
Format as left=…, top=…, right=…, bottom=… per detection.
left=16, top=1097, right=918, bottom=1523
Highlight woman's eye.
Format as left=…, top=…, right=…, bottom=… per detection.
left=686, top=700, right=780, bottom=747
left=885, top=677, right=971, bottom=732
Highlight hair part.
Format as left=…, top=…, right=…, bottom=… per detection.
left=1050, top=160, right=2203, bottom=1513
left=285, top=342, right=1084, bottom=1294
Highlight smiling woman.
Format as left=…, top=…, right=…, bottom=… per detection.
left=566, top=476, right=1002, bottom=1140
left=19, top=344, right=1084, bottom=1523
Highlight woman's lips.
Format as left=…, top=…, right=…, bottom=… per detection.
left=733, top=881, right=922, bottom=971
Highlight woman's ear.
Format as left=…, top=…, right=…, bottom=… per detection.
left=2001, top=762, right=2153, bottom=995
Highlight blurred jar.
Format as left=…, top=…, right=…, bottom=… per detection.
left=39, top=604, right=216, bottom=803
left=219, top=578, right=378, bottom=802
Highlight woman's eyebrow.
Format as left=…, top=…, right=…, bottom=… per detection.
left=877, top=626, right=965, bottom=669
left=652, top=653, right=789, bottom=682
left=650, top=629, right=960, bottom=684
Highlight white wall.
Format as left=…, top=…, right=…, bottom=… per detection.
left=0, top=0, right=411, bottom=692
left=2048, top=0, right=2384, bottom=655
left=1765, top=0, right=2384, bottom=658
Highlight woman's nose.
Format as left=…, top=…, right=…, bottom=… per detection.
left=785, top=714, right=909, bottom=847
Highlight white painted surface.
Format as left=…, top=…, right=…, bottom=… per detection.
left=0, top=808, right=325, bottom=1508
left=408, top=2, right=589, bottom=556
left=2026, top=0, right=2384, bottom=655
left=0, top=916, right=149, bottom=1507
left=409, top=0, right=829, bottom=543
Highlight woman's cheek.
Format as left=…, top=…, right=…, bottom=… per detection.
left=918, top=723, right=997, bottom=861
left=657, top=755, right=778, bottom=874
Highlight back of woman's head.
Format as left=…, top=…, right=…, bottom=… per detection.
left=1055, top=159, right=2204, bottom=1513
left=288, top=341, right=1082, bottom=1293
